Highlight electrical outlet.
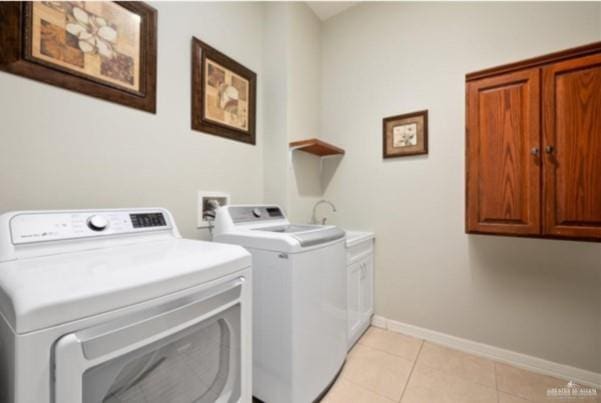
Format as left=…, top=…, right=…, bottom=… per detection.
left=197, top=191, right=230, bottom=228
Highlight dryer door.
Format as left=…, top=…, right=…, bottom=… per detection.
left=53, top=276, right=248, bottom=403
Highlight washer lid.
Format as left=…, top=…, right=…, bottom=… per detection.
left=258, top=225, right=345, bottom=247
left=214, top=226, right=345, bottom=253
left=0, top=238, right=250, bottom=333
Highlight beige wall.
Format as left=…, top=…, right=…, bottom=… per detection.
left=320, top=2, right=601, bottom=373
left=286, top=2, right=324, bottom=224
left=262, top=2, right=324, bottom=223
left=0, top=2, right=266, bottom=240
left=262, top=3, right=290, bottom=210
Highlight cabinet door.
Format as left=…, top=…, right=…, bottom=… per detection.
left=466, top=69, right=541, bottom=235
left=347, top=261, right=362, bottom=344
left=359, top=255, right=373, bottom=321
left=543, top=54, right=601, bottom=240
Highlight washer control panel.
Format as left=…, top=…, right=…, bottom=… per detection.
left=230, top=206, right=285, bottom=223
left=10, top=210, right=170, bottom=245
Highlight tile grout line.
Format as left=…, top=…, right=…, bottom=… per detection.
left=346, top=342, right=419, bottom=401
left=397, top=339, right=425, bottom=403
left=356, top=331, right=424, bottom=364
left=494, top=362, right=501, bottom=403
left=377, top=327, right=559, bottom=403
left=357, top=343, right=421, bottom=362
left=358, top=328, right=425, bottom=361
left=379, top=317, right=601, bottom=390
left=344, top=331, right=419, bottom=402
left=392, top=329, right=511, bottom=393
left=338, top=377, right=397, bottom=402
left=360, top=328, right=517, bottom=402
left=493, top=363, right=554, bottom=403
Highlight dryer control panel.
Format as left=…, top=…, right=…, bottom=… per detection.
left=9, top=210, right=171, bottom=245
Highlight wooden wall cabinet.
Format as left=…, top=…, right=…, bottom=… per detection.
left=466, top=42, right=601, bottom=242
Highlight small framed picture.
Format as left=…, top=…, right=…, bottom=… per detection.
left=191, top=37, right=256, bottom=145
left=383, top=110, right=428, bottom=158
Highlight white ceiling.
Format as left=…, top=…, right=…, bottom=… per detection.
left=306, top=2, right=358, bottom=21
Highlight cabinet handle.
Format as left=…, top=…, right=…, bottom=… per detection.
left=530, top=147, right=540, bottom=157
left=545, top=145, right=555, bottom=154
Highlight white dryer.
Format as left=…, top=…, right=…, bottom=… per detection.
left=213, top=205, right=347, bottom=403
left=0, top=208, right=252, bottom=403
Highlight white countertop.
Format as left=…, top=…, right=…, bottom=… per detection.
left=345, top=230, right=375, bottom=247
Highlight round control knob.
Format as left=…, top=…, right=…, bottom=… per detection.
left=87, top=215, right=108, bottom=231
left=252, top=208, right=262, bottom=218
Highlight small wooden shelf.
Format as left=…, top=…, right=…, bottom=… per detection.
left=289, top=138, right=345, bottom=156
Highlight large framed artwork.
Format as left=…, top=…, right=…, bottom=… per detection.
left=0, top=2, right=157, bottom=113
left=192, top=37, right=256, bottom=145
left=383, top=110, right=429, bottom=158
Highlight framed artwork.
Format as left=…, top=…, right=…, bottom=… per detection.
left=0, top=2, right=157, bottom=113
left=383, top=110, right=428, bottom=158
left=192, top=37, right=256, bottom=145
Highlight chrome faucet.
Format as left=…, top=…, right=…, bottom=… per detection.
left=311, top=200, right=337, bottom=225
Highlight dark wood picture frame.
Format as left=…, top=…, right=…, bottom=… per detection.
left=0, top=1, right=157, bottom=113
left=383, top=110, right=429, bottom=158
left=191, top=37, right=256, bottom=145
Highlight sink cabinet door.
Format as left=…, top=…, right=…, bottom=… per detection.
left=359, top=254, right=374, bottom=323
left=347, top=252, right=374, bottom=349
left=347, top=261, right=362, bottom=346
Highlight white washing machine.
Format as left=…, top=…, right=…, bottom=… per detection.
left=0, top=208, right=252, bottom=403
left=213, top=205, right=347, bottom=403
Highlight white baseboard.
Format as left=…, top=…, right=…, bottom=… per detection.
left=371, top=315, right=601, bottom=389
left=370, top=315, right=387, bottom=329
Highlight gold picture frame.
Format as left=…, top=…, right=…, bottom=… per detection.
left=383, top=110, right=428, bottom=158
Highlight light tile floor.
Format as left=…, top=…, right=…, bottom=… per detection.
left=321, top=327, right=600, bottom=403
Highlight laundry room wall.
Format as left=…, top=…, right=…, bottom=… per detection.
left=262, top=2, right=324, bottom=224
left=320, top=2, right=601, bottom=374
left=285, top=2, right=324, bottom=224
left=263, top=2, right=291, bottom=212
left=0, top=2, right=266, bottom=239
